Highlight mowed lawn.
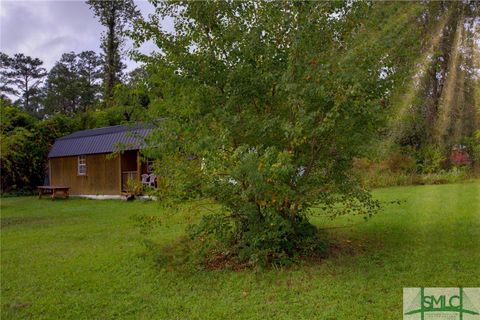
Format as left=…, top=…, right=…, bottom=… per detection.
left=1, top=183, right=479, bottom=319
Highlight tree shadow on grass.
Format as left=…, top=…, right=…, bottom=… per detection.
left=136, top=223, right=406, bottom=274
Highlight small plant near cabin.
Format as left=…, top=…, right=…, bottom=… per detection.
left=125, top=178, right=142, bottom=197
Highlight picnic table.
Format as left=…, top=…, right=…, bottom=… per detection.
left=38, top=186, right=70, bottom=200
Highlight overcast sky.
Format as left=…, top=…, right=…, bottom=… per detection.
left=0, top=0, right=159, bottom=72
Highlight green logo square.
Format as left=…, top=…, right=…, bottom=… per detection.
left=404, top=288, right=480, bottom=320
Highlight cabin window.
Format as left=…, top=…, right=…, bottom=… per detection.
left=77, top=155, right=87, bottom=176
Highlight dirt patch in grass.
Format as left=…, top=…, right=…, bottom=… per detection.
left=203, top=251, right=252, bottom=271
left=7, top=302, right=31, bottom=310
left=151, top=234, right=368, bottom=272
left=327, top=237, right=373, bottom=257
left=0, top=216, right=59, bottom=229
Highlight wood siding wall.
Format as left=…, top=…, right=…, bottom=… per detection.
left=50, top=154, right=121, bottom=195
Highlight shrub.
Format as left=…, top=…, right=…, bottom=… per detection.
left=416, top=145, right=446, bottom=174
left=386, top=153, right=416, bottom=173
left=125, top=178, right=143, bottom=197
left=463, top=131, right=480, bottom=174
left=352, top=155, right=421, bottom=189
left=352, top=148, right=474, bottom=189
left=421, top=167, right=471, bottom=185
left=190, top=212, right=328, bottom=267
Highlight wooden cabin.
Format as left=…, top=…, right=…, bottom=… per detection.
left=48, top=124, right=152, bottom=196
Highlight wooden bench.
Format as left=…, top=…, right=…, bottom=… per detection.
left=38, top=186, right=70, bottom=200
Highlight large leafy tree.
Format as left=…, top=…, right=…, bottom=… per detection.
left=0, top=99, right=77, bottom=193
left=0, top=97, right=42, bottom=192
left=44, top=51, right=102, bottom=115
left=77, top=50, right=103, bottom=111
left=44, top=52, right=80, bottom=115
left=0, top=53, right=16, bottom=99
left=113, top=67, right=150, bottom=122
left=0, top=53, right=47, bottom=116
left=86, top=0, right=140, bottom=100
left=132, top=1, right=434, bottom=265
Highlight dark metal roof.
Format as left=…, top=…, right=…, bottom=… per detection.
left=48, top=124, right=152, bottom=158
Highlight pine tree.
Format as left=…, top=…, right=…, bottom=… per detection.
left=86, top=0, right=140, bottom=101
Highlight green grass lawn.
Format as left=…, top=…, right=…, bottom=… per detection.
left=1, top=182, right=479, bottom=319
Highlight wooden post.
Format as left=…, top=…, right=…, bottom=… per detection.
left=48, top=159, right=52, bottom=185
left=119, top=153, right=123, bottom=194
left=137, top=150, right=141, bottom=183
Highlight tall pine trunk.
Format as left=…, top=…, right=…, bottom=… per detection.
left=105, top=6, right=117, bottom=100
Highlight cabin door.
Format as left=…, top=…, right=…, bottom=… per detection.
left=121, top=150, right=140, bottom=192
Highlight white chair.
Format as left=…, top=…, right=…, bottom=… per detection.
left=148, top=174, right=156, bottom=187
left=141, top=174, right=150, bottom=185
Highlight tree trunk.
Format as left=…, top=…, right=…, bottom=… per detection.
left=105, top=5, right=117, bottom=100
